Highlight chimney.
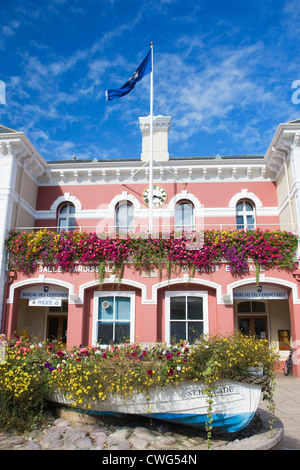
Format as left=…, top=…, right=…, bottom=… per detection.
left=139, top=115, right=171, bottom=162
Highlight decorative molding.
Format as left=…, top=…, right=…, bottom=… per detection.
left=228, top=189, right=263, bottom=208
left=50, top=193, right=82, bottom=212
left=108, top=191, right=141, bottom=211
left=168, top=190, right=202, bottom=211
left=7, top=277, right=75, bottom=304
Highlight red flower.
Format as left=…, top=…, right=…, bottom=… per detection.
left=147, top=369, right=154, bottom=376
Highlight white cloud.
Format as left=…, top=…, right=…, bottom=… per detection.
left=0, top=81, right=6, bottom=104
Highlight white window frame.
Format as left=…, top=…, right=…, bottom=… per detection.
left=165, top=291, right=209, bottom=344
left=57, top=203, right=76, bottom=232
left=236, top=200, right=256, bottom=230
left=92, top=291, right=135, bottom=347
left=175, top=200, right=195, bottom=232
left=115, top=201, right=134, bottom=235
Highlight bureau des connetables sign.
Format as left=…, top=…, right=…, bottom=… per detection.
left=233, top=284, right=288, bottom=299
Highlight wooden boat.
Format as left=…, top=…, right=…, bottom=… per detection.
left=47, top=378, right=264, bottom=433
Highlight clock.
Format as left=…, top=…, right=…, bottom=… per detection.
left=143, top=185, right=167, bottom=207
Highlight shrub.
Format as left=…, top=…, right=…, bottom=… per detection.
left=0, top=333, right=278, bottom=432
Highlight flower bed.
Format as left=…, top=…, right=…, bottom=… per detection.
left=5, top=229, right=298, bottom=281
left=0, top=333, right=278, bottom=432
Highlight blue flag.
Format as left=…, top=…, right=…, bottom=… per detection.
left=106, top=49, right=152, bottom=101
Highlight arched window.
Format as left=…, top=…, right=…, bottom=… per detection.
left=236, top=200, right=255, bottom=230
left=57, top=203, right=76, bottom=232
left=115, top=201, right=134, bottom=234
left=175, top=200, right=194, bottom=232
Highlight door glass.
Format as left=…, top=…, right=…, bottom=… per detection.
left=48, top=317, right=59, bottom=341
left=47, top=316, right=67, bottom=342
left=254, top=318, right=267, bottom=339
left=239, top=317, right=251, bottom=335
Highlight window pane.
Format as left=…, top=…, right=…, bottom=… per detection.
left=69, top=205, right=75, bottom=214
left=236, top=215, right=244, bottom=229
left=252, top=301, right=265, bottom=312
left=69, top=217, right=76, bottom=229
left=236, top=202, right=243, bottom=211
left=116, top=202, right=134, bottom=233
left=246, top=215, right=255, bottom=227
left=175, top=202, right=194, bottom=229
left=170, top=322, right=186, bottom=342
left=188, top=322, right=204, bottom=343
left=245, top=202, right=253, bottom=211
left=59, top=205, right=68, bottom=214
left=115, top=323, right=130, bottom=344
left=187, top=296, right=203, bottom=320
left=115, top=297, right=130, bottom=321
left=99, top=297, right=114, bottom=320
left=98, top=323, right=113, bottom=345
left=237, top=301, right=251, bottom=312
left=58, top=218, right=67, bottom=231
left=170, top=297, right=186, bottom=320
left=183, top=204, right=193, bottom=225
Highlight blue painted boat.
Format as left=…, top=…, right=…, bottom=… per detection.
left=48, top=379, right=262, bottom=433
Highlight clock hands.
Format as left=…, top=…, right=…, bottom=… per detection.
left=143, top=186, right=167, bottom=206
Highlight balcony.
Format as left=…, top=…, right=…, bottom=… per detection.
left=6, top=224, right=299, bottom=277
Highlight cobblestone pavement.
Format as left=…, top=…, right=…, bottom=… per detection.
left=0, top=406, right=261, bottom=451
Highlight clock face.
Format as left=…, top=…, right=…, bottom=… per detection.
left=143, top=185, right=167, bottom=207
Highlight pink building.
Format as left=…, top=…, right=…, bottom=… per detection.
left=1, top=116, right=300, bottom=375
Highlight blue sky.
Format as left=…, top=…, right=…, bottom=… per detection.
left=1, top=0, right=300, bottom=162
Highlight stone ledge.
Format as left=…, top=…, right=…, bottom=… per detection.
left=215, top=408, right=284, bottom=450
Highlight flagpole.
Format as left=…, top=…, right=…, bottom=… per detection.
left=149, top=42, right=154, bottom=236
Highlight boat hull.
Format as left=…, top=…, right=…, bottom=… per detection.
left=47, top=380, right=262, bottom=433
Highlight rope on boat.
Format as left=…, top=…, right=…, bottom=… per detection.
left=238, top=375, right=271, bottom=388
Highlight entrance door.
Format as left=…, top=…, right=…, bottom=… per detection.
left=238, top=315, right=268, bottom=340
left=47, top=315, right=67, bottom=343
left=236, top=300, right=268, bottom=340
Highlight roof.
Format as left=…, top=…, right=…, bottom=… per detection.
left=0, top=124, right=18, bottom=134
left=47, top=154, right=264, bottom=165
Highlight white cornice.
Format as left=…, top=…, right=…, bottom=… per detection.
left=39, top=159, right=269, bottom=186
left=0, top=131, right=48, bottom=184
left=265, top=121, right=300, bottom=175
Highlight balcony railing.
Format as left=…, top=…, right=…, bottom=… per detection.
left=10, top=222, right=298, bottom=235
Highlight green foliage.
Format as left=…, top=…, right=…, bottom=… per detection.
left=0, top=333, right=279, bottom=433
